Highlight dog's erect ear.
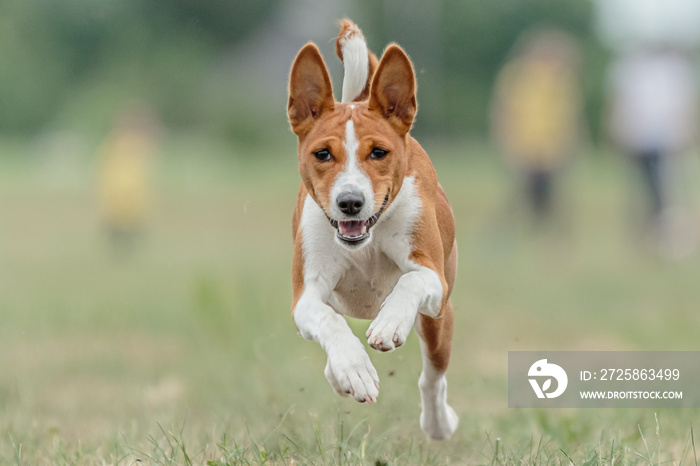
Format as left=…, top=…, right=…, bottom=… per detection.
left=368, top=44, right=417, bottom=135
left=288, top=43, right=335, bottom=135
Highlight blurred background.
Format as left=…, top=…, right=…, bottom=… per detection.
left=2, top=0, right=700, bottom=463
left=0, top=0, right=606, bottom=141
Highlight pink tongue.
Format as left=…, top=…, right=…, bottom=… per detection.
left=339, top=220, right=364, bottom=237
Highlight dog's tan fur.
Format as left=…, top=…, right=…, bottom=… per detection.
left=287, top=20, right=458, bottom=439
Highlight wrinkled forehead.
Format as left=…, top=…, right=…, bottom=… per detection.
left=305, top=103, right=353, bottom=142
left=303, top=102, right=396, bottom=147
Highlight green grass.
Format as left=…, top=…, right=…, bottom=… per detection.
left=1, top=134, right=700, bottom=464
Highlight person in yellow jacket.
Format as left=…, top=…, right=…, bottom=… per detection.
left=491, top=29, right=584, bottom=222
left=97, top=103, right=160, bottom=253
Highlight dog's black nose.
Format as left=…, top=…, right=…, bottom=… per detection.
left=337, top=191, right=365, bottom=216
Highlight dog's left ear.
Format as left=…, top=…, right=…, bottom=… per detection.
left=288, top=43, right=335, bottom=136
left=368, top=44, right=417, bottom=135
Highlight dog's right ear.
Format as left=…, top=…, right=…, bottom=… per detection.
left=288, top=43, right=335, bottom=135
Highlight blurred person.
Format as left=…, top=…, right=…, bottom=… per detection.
left=607, top=45, right=698, bottom=256
left=97, top=102, right=160, bottom=254
left=491, top=29, right=585, bottom=225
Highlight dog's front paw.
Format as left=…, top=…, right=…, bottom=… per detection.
left=365, top=307, right=416, bottom=352
left=325, top=340, right=380, bottom=403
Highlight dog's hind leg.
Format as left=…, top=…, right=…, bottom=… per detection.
left=415, top=303, right=459, bottom=440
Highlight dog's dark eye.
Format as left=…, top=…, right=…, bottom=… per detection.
left=370, top=148, right=388, bottom=160
left=314, top=149, right=332, bottom=162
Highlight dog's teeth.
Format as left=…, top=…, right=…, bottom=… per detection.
left=361, top=225, right=367, bottom=234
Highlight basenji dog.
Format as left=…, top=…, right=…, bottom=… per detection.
left=287, top=19, right=458, bottom=440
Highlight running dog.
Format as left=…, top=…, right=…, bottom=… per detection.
left=287, top=19, right=458, bottom=439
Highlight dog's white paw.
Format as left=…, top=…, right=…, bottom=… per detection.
left=366, top=307, right=416, bottom=352
left=324, top=340, right=380, bottom=403
left=419, top=369, right=459, bottom=440
left=420, top=403, right=459, bottom=440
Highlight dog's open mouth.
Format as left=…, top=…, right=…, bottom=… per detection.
left=327, top=193, right=389, bottom=244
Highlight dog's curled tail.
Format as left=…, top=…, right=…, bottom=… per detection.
left=336, top=19, right=378, bottom=103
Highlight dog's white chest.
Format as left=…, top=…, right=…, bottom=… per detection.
left=299, top=176, right=421, bottom=321
left=328, top=249, right=403, bottom=320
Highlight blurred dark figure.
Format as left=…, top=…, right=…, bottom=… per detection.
left=607, top=45, right=698, bottom=257
left=97, top=102, right=160, bottom=255
left=491, top=29, right=584, bottom=225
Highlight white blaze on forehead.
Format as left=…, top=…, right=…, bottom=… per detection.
left=330, top=118, right=375, bottom=219
left=343, top=119, right=359, bottom=166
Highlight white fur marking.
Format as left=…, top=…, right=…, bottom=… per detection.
left=330, top=119, right=374, bottom=220
left=415, top=267, right=444, bottom=317
left=417, top=338, right=459, bottom=439
left=343, top=119, right=359, bottom=169
left=294, top=195, right=380, bottom=402
left=341, top=34, right=369, bottom=102
left=359, top=176, right=443, bottom=350
left=366, top=266, right=443, bottom=351
left=295, top=175, right=447, bottom=403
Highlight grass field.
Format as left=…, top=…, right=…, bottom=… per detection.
left=1, top=134, right=700, bottom=465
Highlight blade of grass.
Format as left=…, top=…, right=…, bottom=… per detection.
left=692, top=425, right=698, bottom=466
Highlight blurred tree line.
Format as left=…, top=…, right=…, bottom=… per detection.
left=0, top=0, right=277, bottom=136
left=356, top=0, right=607, bottom=140
left=0, top=0, right=607, bottom=144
